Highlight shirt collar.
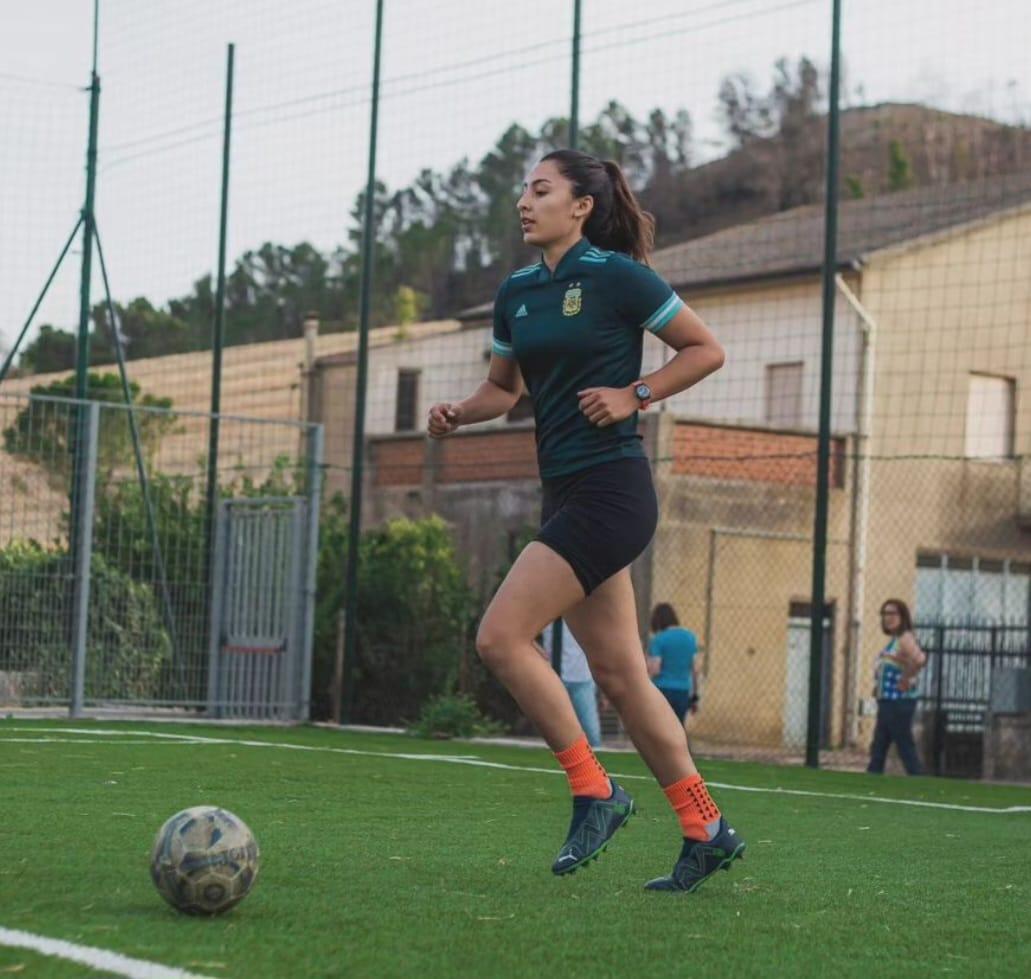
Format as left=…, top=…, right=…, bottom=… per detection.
left=538, top=236, right=592, bottom=282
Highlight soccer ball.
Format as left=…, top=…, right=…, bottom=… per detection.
left=150, top=806, right=260, bottom=915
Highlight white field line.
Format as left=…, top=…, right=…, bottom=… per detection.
left=0, top=926, right=214, bottom=979
left=0, top=738, right=195, bottom=745
left=3, top=726, right=1030, bottom=816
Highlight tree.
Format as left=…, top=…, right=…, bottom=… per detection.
left=716, top=56, right=826, bottom=212
left=888, top=139, right=914, bottom=191
left=17, top=324, right=78, bottom=374
left=90, top=297, right=194, bottom=364
left=223, top=241, right=336, bottom=345
left=2, top=373, right=176, bottom=490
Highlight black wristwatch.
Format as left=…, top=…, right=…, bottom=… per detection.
left=632, top=380, right=653, bottom=410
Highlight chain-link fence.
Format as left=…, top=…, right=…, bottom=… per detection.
left=0, top=392, right=322, bottom=718
left=1, top=1, right=1028, bottom=774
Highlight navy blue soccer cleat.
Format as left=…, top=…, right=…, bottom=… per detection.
left=644, top=817, right=746, bottom=892
left=551, top=780, right=634, bottom=875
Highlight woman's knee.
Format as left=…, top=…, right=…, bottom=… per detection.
left=591, top=660, right=641, bottom=707
left=475, top=617, right=518, bottom=670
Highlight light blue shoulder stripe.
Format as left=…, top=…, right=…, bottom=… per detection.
left=642, top=293, right=684, bottom=333
left=492, top=338, right=514, bottom=358
left=510, top=263, right=542, bottom=278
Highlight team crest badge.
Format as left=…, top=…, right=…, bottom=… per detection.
left=562, top=283, right=583, bottom=317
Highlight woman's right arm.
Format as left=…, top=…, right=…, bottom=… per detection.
left=896, top=631, right=927, bottom=691
left=427, top=354, right=523, bottom=438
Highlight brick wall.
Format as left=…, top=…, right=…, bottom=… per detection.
left=671, top=422, right=845, bottom=488
left=372, top=427, right=538, bottom=487
left=438, top=430, right=538, bottom=483
left=372, top=439, right=425, bottom=486
left=371, top=422, right=842, bottom=488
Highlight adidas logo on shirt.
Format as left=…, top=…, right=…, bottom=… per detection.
left=515, top=304, right=528, bottom=318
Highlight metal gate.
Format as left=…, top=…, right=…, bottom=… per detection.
left=917, top=623, right=1031, bottom=776
left=207, top=497, right=312, bottom=720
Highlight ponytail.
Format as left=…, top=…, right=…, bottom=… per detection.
left=599, top=160, right=655, bottom=263
left=541, top=149, right=655, bottom=262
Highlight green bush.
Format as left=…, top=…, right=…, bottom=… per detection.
left=410, top=692, right=504, bottom=739
left=458, top=523, right=540, bottom=732
left=0, top=541, right=171, bottom=700
left=312, top=515, right=474, bottom=725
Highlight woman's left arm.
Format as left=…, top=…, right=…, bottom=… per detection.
left=645, top=634, right=662, bottom=678
left=640, top=303, right=725, bottom=403
left=578, top=304, right=724, bottom=426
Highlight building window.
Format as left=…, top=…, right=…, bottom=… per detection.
left=395, top=369, right=420, bottom=432
left=765, top=362, right=803, bottom=428
left=965, top=373, right=1014, bottom=459
left=915, top=553, right=1030, bottom=626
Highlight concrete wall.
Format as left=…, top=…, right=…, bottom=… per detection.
left=860, top=209, right=1031, bottom=458
left=648, top=414, right=854, bottom=748
left=653, top=279, right=864, bottom=433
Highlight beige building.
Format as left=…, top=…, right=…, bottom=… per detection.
left=313, top=173, right=1030, bottom=756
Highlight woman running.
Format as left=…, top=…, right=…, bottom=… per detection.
left=427, top=149, right=744, bottom=892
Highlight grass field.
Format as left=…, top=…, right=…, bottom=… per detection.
left=1, top=720, right=1029, bottom=978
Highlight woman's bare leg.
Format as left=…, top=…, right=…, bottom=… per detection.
left=563, top=568, right=696, bottom=786
left=475, top=542, right=588, bottom=749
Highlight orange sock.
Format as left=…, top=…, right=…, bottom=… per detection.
left=554, top=735, right=611, bottom=799
left=663, top=774, right=721, bottom=841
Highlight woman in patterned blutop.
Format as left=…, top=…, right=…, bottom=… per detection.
left=867, top=598, right=927, bottom=775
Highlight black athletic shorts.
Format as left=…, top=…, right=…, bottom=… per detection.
left=536, top=457, right=658, bottom=595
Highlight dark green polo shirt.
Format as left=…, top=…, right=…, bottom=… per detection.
left=492, top=237, right=684, bottom=479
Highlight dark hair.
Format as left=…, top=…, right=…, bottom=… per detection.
left=879, top=598, right=913, bottom=635
left=540, top=149, right=655, bottom=262
left=650, top=602, right=679, bottom=632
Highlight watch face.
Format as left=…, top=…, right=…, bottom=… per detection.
left=635, top=383, right=652, bottom=401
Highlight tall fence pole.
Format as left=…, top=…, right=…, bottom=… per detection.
left=805, top=0, right=843, bottom=768
left=299, top=423, right=324, bottom=721
left=75, top=0, right=101, bottom=401
left=570, top=0, right=581, bottom=149
left=70, top=402, right=99, bottom=717
left=70, top=0, right=102, bottom=679
left=206, top=42, right=236, bottom=585
left=340, top=0, right=385, bottom=722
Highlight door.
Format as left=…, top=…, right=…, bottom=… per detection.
left=783, top=602, right=834, bottom=749
left=207, top=497, right=308, bottom=720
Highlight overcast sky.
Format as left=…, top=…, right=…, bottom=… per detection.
left=1, top=0, right=1029, bottom=358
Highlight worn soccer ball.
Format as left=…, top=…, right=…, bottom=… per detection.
left=150, top=806, right=260, bottom=915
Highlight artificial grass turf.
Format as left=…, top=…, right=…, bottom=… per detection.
left=0, top=720, right=1028, bottom=978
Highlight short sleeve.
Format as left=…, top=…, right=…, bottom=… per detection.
left=647, top=633, right=662, bottom=658
left=609, top=255, right=684, bottom=334
left=491, top=279, right=514, bottom=359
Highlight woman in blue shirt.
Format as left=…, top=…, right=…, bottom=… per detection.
left=647, top=603, right=700, bottom=724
